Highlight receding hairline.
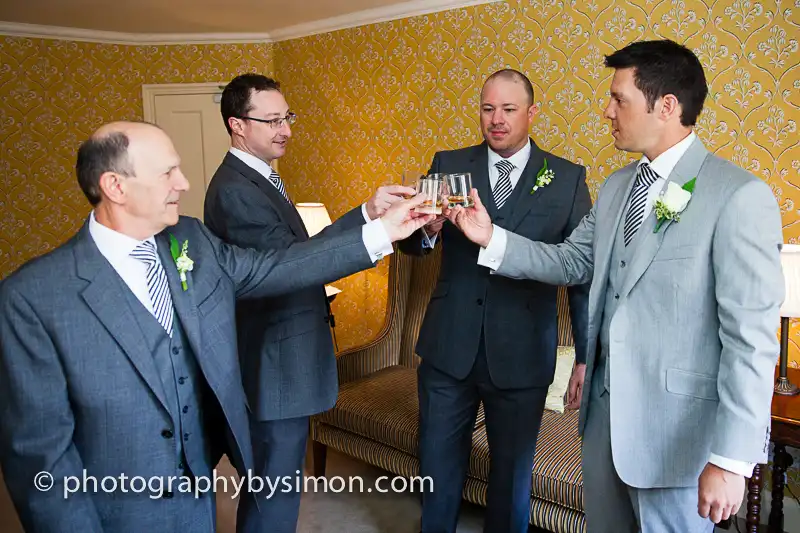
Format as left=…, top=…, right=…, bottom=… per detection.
left=481, top=69, right=535, bottom=105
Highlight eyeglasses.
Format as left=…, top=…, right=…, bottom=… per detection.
left=235, top=112, right=297, bottom=129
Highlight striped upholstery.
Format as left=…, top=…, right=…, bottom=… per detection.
left=312, top=241, right=585, bottom=533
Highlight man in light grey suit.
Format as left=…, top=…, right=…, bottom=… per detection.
left=445, top=40, right=784, bottom=531
left=0, top=121, right=431, bottom=533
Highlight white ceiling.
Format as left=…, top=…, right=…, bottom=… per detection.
left=0, top=0, right=496, bottom=39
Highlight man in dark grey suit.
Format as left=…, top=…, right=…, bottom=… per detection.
left=0, top=120, right=430, bottom=533
left=203, top=74, right=416, bottom=533
left=400, top=70, right=591, bottom=533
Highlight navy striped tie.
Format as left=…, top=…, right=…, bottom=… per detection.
left=130, top=241, right=174, bottom=337
left=269, top=168, right=290, bottom=202
left=623, top=162, right=660, bottom=246
left=493, top=159, right=514, bottom=209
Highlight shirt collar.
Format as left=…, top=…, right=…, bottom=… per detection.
left=488, top=138, right=531, bottom=170
left=639, top=131, right=696, bottom=179
left=229, top=147, right=276, bottom=180
left=88, top=210, right=156, bottom=264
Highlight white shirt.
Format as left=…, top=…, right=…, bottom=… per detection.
left=423, top=140, right=532, bottom=247
left=476, top=132, right=753, bottom=477
left=229, top=148, right=393, bottom=263
left=88, top=211, right=159, bottom=316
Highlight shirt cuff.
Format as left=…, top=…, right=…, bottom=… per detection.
left=477, top=225, right=507, bottom=270
left=362, top=219, right=394, bottom=263
left=708, top=454, right=755, bottom=477
left=361, top=203, right=372, bottom=222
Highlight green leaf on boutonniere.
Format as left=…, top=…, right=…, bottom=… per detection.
left=682, top=177, right=696, bottom=193
left=169, top=234, right=180, bottom=262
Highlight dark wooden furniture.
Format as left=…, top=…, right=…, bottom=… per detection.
left=746, top=367, right=800, bottom=533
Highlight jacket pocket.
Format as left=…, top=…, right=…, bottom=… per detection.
left=653, top=245, right=700, bottom=262
left=666, top=368, right=718, bottom=401
left=430, top=281, right=450, bottom=300
left=197, top=277, right=223, bottom=316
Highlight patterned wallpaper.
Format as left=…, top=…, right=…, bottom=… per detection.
left=0, top=37, right=274, bottom=281
left=275, top=0, right=800, bottom=361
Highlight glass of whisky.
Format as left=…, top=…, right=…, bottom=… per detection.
left=401, top=170, right=424, bottom=199
left=414, top=174, right=446, bottom=215
left=445, top=173, right=473, bottom=208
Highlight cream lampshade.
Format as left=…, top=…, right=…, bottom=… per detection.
left=295, top=203, right=333, bottom=237
left=776, top=244, right=800, bottom=395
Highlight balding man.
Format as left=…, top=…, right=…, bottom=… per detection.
left=0, top=121, right=431, bottom=533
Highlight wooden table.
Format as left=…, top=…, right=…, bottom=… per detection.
left=746, top=367, right=800, bottom=533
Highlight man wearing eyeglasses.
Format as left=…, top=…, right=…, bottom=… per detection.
left=203, top=73, right=414, bottom=533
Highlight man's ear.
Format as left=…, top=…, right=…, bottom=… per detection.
left=98, top=171, right=126, bottom=204
left=660, top=94, right=682, bottom=122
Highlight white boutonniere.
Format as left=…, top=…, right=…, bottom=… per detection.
left=653, top=178, right=696, bottom=233
left=169, top=234, right=194, bottom=291
left=530, top=158, right=554, bottom=194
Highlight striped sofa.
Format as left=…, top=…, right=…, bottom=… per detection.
left=310, top=245, right=585, bottom=532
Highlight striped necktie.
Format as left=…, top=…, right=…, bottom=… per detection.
left=130, top=240, right=174, bottom=337
left=269, top=168, right=290, bottom=202
left=493, top=159, right=514, bottom=209
left=623, top=162, right=660, bottom=246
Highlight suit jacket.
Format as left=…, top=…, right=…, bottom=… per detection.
left=400, top=140, right=591, bottom=389
left=494, top=137, right=783, bottom=487
left=204, top=152, right=365, bottom=421
left=0, top=215, right=373, bottom=532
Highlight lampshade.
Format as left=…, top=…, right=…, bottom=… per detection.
left=781, top=244, right=800, bottom=318
left=295, top=203, right=333, bottom=237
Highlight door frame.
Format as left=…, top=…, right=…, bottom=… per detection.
left=141, top=82, right=226, bottom=123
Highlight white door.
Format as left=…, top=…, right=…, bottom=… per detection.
left=150, top=91, right=231, bottom=221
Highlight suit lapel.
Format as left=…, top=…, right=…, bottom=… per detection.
left=468, top=143, right=491, bottom=210
left=507, top=139, right=547, bottom=231
left=619, top=138, right=710, bottom=298
left=75, top=223, right=169, bottom=411
left=155, top=232, right=203, bottom=361
left=222, top=152, right=308, bottom=239
left=596, top=164, right=639, bottom=286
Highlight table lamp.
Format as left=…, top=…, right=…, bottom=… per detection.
left=295, top=202, right=341, bottom=350
left=295, top=203, right=333, bottom=237
left=776, top=244, right=800, bottom=395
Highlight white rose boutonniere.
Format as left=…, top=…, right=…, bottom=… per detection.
left=653, top=178, right=696, bottom=233
left=169, top=234, right=194, bottom=291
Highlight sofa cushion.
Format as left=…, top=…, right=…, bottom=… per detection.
left=317, top=365, right=486, bottom=457
left=468, top=409, right=583, bottom=511
left=318, top=364, right=583, bottom=512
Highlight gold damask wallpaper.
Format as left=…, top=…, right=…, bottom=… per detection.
left=0, top=1, right=798, bottom=358
left=275, top=0, right=800, bottom=360
left=0, top=37, right=274, bottom=278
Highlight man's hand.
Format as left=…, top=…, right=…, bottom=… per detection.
left=425, top=215, right=446, bottom=235
left=443, top=188, right=493, bottom=247
left=565, top=363, right=586, bottom=409
left=366, top=185, right=417, bottom=219
left=698, top=463, right=745, bottom=523
left=379, top=194, right=435, bottom=242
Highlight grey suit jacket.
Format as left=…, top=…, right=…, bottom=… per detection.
left=492, top=137, right=783, bottom=487
left=204, top=152, right=366, bottom=420
left=0, top=215, right=373, bottom=532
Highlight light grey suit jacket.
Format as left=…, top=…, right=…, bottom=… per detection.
left=493, top=137, right=783, bottom=488
left=0, top=215, right=374, bottom=532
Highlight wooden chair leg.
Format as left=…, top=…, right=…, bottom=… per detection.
left=312, top=440, right=327, bottom=477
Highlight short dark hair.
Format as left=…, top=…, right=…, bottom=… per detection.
left=221, top=73, right=282, bottom=135
left=605, top=39, right=708, bottom=126
left=76, top=131, right=135, bottom=206
left=484, top=69, right=534, bottom=106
